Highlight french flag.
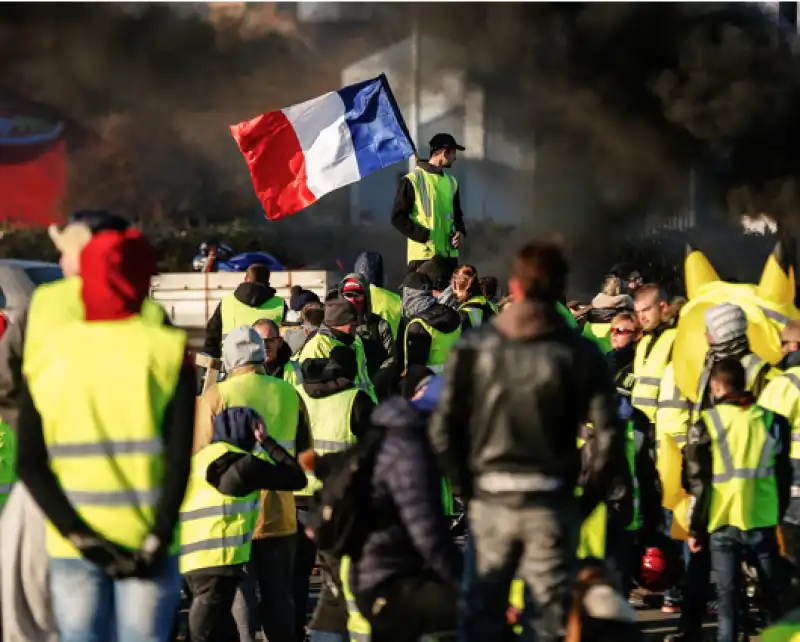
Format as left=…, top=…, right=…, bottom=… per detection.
left=231, top=74, right=415, bottom=221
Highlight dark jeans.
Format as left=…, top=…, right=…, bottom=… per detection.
left=295, top=509, right=318, bottom=642
left=249, top=535, right=297, bottom=642
left=460, top=497, right=580, bottom=642
left=675, top=545, right=711, bottom=636
left=185, top=574, right=240, bottom=642
left=606, top=524, right=640, bottom=598
left=782, top=522, right=800, bottom=579
left=355, top=573, right=458, bottom=642
left=710, top=526, right=786, bottom=642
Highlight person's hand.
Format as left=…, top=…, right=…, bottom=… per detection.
left=688, top=536, right=703, bottom=554
left=451, top=231, right=462, bottom=249
left=506, top=606, right=521, bottom=626
left=69, top=530, right=138, bottom=579
left=299, top=449, right=317, bottom=472
left=129, top=534, right=168, bottom=579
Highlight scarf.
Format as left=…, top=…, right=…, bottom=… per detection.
left=437, top=285, right=460, bottom=310
left=693, top=336, right=750, bottom=415
left=402, top=286, right=437, bottom=319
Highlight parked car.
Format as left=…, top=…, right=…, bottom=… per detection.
left=0, top=259, right=62, bottom=334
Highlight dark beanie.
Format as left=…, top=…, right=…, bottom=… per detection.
left=417, top=257, right=451, bottom=291
left=402, top=271, right=432, bottom=291
left=324, top=299, right=358, bottom=327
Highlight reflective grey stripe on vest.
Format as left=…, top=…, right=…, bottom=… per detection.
left=350, top=633, right=371, bottom=642
left=0, top=482, right=14, bottom=494
left=314, top=440, right=351, bottom=452
left=633, top=376, right=662, bottom=407
left=785, top=372, right=800, bottom=390
left=659, top=384, right=687, bottom=410
left=278, top=440, right=296, bottom=452
left=291, top=361, right=303, bottom=384
left=706, top=408, right=776, bottom=483
left=466, top=308, right=482, bottom=328
left=428, top=364, right=445, bottom=374
left=180, top=531, right=254, bottom=556
left=49, top=438, right=163, bottom=458
left=759, top=306, right=791, bottom=326
left=65, top=488, right=161, bottom=507
left=180, top=498, right=259, bottom=522
left=414, top=170, right=432, bottom=219
left=477, top=472, right=564, bottom=493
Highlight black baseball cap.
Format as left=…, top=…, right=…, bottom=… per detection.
left=429, top=133, right=465, bottom=154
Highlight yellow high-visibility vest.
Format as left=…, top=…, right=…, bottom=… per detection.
left=29, top=317, right=186, bottom=558
left=220, top=293, right=285, bottom=337
left=704, top=404, right=779, bottom=533
left=0, top=418, right=16, bottom=511
left=369, top=285, right=402, bottom=341
left=759, top=366, right=800, bottom=495
left=403, top=318, right=462, bottom=374
left=23, top=276, right=165, bottom=381
left=459, top=295, right=498, bottom=329
left=341, top=555, right=372, bottom=642
left=216, top=372, right=299, bottom=456
left=632, top=329, right=676, bottom=421
left=583, top=323, right=612, bottom=354
left=179, top=441, right=260, bottom=574
left=286, top=332, right=375, bottom=402
left=294, top=388, right=362, bottom=497
left=576, top=428, right=607, bottom=559
left=405, top=168, right=459, bottom=262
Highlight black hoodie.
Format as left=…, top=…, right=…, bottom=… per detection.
left=204, top=282, right=288, bottom=358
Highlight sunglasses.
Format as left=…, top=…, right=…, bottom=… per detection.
left=343, top=291, right=364, bottom=299
left=611, top=327, right=636, bottom=336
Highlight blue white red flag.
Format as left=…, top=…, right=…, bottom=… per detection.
left=231, top=74, right=415, bottom=220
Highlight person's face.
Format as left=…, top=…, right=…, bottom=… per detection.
left=442, top=148, right=457, bottom=167
left=335, top=321, right=358, bottom=337
left=343, top=290, right=365, bottom=313
left=255, top=326, right=283, bottom=363
left=709, top=378, right=726, bottom=401
left=782, top=340, right=800, bottom=357
left=634, top=293, right=665, bottom=331
left=610, top=318, right=638, bottom=350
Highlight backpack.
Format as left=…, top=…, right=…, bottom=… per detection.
left=306, top=429, right=384, bottom=559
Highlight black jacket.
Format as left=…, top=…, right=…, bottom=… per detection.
left=607, top=343, right=637, bottom=398
left=390, top=161, right=466, bottom=244
left=265, top=340, right=293, bottom=378
left=204, top=282, right=289, bottom=358
left=401, top=304, right=462, bottom=370
left=428, top=300, right=625, bottom=514
left=684, top=395, right=792, bottom=539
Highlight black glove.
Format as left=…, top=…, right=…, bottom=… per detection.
left=68, top=531, right=138, bottom=579
left=129, top=534, right=169, bottom=579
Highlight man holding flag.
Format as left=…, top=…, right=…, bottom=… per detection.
left=391, top=133, right=467, bottom=278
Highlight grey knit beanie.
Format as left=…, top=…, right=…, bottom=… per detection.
left=704, top=303, right=747, bottom=346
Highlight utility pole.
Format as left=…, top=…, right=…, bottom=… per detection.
left=408, top=8, right=421, bottom=172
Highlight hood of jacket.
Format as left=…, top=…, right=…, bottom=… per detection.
left=402, top=285, right=437, bottom=319
left=339, top=272, right=373, bottom=320
left=354, top=251, right=384, bottom=288
left=234, top=281, right=277, bottom=307
left=212, top=406, right=258, bottom=452
left=493, top=299, right=569, bottom=341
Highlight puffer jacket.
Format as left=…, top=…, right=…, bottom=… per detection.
left=428, top=299, right=625, bottom=515
left=585, top=293, right=633, bottom=325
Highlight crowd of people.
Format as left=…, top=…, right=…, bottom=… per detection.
left=0, top=205, right=799, bottom=642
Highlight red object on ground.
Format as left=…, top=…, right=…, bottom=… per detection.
left=0, top=138, right=67, bottom=227
left=640, top=546, right=678, bottom=593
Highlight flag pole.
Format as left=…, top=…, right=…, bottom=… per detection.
left=408, top=7, right=421, bottom=170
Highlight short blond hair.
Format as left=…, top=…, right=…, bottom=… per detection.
left=601, top=276, right=623, bottom=297
left=611, top=311, right=638, bottom=328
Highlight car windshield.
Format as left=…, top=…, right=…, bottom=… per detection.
left=24, top=266, right=63, bottom=286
